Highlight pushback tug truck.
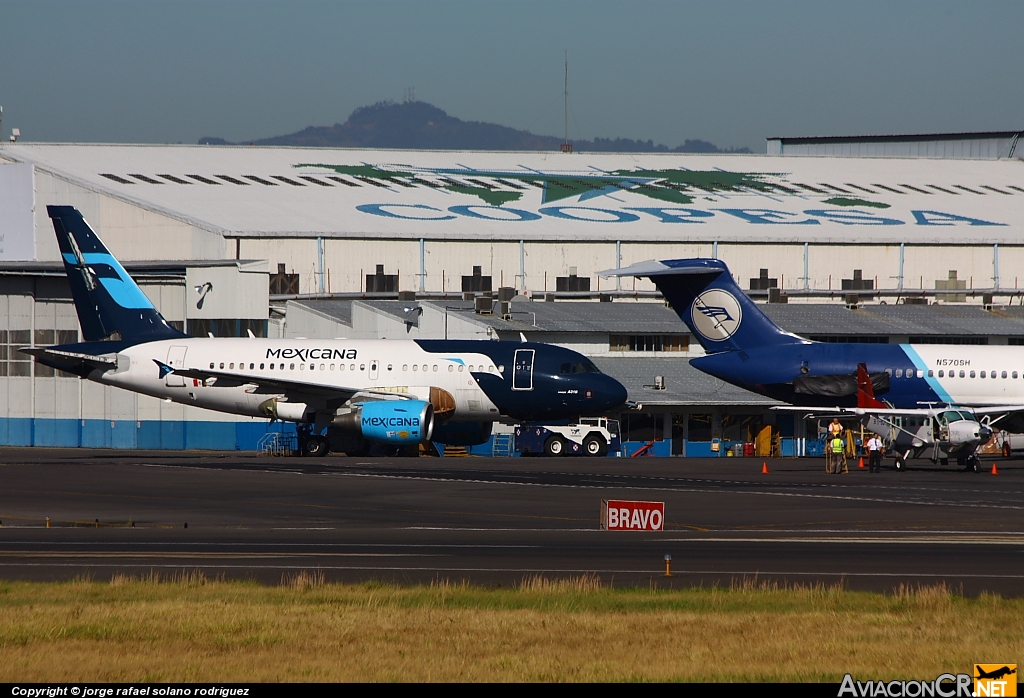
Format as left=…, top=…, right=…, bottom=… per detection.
left=515, top=417, right=621, bottom=457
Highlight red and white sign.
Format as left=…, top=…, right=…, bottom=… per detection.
left=602, top=500, right=665, bottom=531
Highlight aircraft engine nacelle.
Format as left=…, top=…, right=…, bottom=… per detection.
left=431, top=420, right=493, bottom=446
left=258, top=398, right=310, bottom=422
left=335, top=400, right=435, bottom=444
left=949, top=420, right=992, bottom=448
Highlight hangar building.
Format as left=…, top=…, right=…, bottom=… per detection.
left=0, top=141, right=1023, bottom=453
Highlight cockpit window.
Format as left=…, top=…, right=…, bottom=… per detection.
left=957, top=411, right=979, bottom=422
left=573, top=361, right=601, bottom=374
left=560, top=363, right=571, bottom=375
left=940, top=410, right=963, bottom=423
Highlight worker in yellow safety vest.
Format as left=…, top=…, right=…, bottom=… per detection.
left=829, top=435, right=846, bottom=474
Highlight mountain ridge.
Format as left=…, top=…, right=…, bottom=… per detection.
left=199, top=101, right=751, bottom=153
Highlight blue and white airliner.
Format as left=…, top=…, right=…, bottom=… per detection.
left=22, top=206, right=627, bottom=456
left=603, top=258, right=1024, bottom=470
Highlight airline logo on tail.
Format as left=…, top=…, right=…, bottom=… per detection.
left=691, top=290, right=742, bottom=341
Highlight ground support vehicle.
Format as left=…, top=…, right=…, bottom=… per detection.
left=515, top=417, right=621, bottom=457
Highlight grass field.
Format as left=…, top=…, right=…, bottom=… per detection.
left=0, top=572, right=1020, bottom=682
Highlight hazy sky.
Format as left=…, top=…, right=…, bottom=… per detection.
left=1, top=0, right=1021, bottom=151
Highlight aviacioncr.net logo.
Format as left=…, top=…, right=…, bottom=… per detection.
left=691, top=289, right=742, bottom=342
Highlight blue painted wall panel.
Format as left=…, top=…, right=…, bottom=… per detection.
left=184, top=421, right=235, bottom=451
left=32, top=419, right=80, bottom=447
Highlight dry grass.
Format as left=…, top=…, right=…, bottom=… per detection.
left=0, top=573, right=1020, bottom=682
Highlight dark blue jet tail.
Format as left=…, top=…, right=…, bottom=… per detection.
left=48, top=205, right=187, bottom=343
left=602, top=258, right=807, bottom=355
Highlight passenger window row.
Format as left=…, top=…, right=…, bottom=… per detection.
left=884, top=366, right=1019, bottom=380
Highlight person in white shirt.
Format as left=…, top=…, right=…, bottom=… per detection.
left=866, top=434, right=884, bottom=473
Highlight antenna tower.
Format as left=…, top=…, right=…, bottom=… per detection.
left=560, top=52, right=572, bottom=153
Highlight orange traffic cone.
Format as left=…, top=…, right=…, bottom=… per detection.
left=858, top=456, right=866, bottom=469
left=761, top=462, right=769, bottom=474
left=992, top=463, right=999, bottom=475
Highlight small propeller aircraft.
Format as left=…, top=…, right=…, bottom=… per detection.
left=775, top=364, right=1005, bottom=471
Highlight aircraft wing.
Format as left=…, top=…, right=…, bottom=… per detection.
left=771, top=405, right=938, bottom=417
left=158, top=361, right=414, bottom=402
left=965, top=406, right=1024, bottom=433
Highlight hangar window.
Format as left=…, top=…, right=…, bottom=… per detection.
left=954, top=184, right=985, bottom=195
left=186, top=174, right=221, bottom=185
left=243, top=175, right=277, bottom=186
left=299, top=176, right=333, bottom=187
left=215, top=175, right=249, bottom=185
left=872, top=183, right=906, bottom=194
left=157, top=174, right=192, bottom=184
left=610, top=334, right=689, bottom=352
left=271, top=175, right=305, bottom=186
left=99, top=173, right=135, bottom=184
left=129, top=174, right=163, bottom=184
left=326, top=176, right=360, bottom=187
left=898, top=183, right=932, bottom=195
left=621, top=413, right=665, bottom=442
left=845, top=183, right=878, bottom=194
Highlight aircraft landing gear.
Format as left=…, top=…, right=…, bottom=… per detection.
left=966, top=454, right=980, bottom=472
left=301, top=435, right=330, bottom=457
left=894, top=455, right=906, bottom=471
left=297, top=424, right=330, bottom=457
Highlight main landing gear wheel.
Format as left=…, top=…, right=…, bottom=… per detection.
left=302, top=436, right=330, bottom=457
left=893, top=456, right=906, bottom=471
left=966, top=454, right=980, bottom=472
left=544, top=436, right=566, bottom=456
left=1003, top=443, right=1012, bottom=458
left=583, top=435, right=608, bottom=457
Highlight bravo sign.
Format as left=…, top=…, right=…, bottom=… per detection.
left=601, top=500, right=665, bottom=531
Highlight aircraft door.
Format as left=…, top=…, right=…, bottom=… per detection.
left=369, top=359, right=379, bottom=381
left=165, top=346, right=187, bottom=387
left=513, top=349, right=535, bottom=390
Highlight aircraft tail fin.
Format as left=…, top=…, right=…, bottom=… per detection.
left=600, top=258, right=808, bottom=354
left=47, top=206, right=186, bottom=343
left=857, top=362, right=887, bottom=408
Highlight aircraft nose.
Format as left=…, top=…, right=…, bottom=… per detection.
left=602, top=375, right=628, bottom=409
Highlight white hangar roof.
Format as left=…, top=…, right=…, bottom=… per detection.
left=3, top=143, right=1024, bottom=245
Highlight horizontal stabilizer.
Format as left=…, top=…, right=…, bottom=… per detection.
left=20, top=346, right=118, bottom=377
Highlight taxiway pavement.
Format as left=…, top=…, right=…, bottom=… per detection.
left=1, top=449, right=1022, bottom=594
